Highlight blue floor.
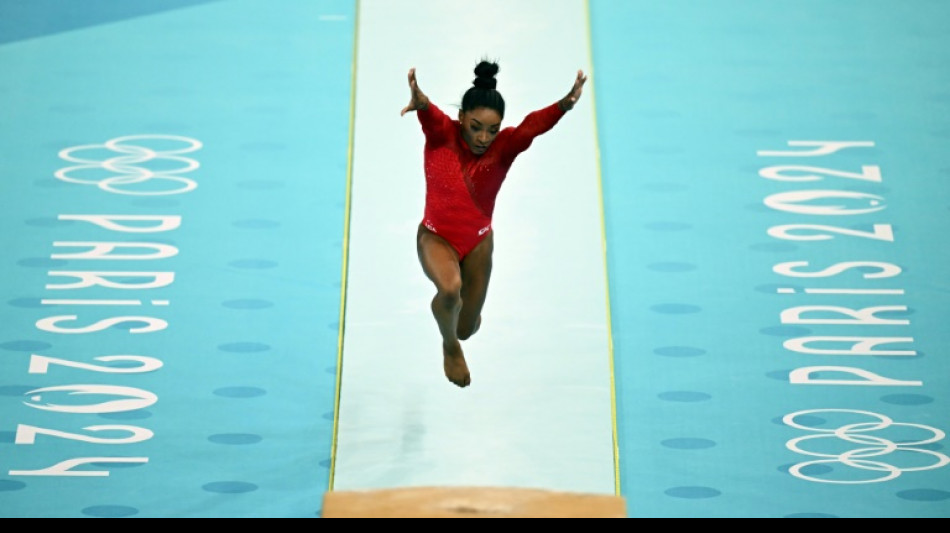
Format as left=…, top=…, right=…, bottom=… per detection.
left=593, top=0, right=950, bottom=517
left=1, top=0, right=949, bottom=518
left=0, top=0, right=352, bottom=518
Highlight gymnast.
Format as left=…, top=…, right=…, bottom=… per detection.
left=401, top=59, right=587, bottom=388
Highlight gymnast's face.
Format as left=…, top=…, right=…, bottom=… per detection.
left=459, top=107, right=502, bottom=155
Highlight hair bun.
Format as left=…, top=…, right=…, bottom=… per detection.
left=473, top=77, right=496, bottom=90
left=473, top=60, right=499, bottom=90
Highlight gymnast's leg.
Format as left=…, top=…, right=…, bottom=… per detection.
left=416, top=224, right=470, bottom=388
left=457, top=230, right=493, bottom=341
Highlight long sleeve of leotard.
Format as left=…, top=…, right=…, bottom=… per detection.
left=416, top=102, right=455, bottom=146
left=498, top=102, right=566, bottom=158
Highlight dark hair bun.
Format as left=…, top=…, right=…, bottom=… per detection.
left=472, top=60, right=499, bottom=90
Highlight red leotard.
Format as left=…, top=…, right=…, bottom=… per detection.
left=417, top=101, right=566, bottom=260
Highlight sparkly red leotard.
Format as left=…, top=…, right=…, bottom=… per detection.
left=417, top=101, right=565, bottom=260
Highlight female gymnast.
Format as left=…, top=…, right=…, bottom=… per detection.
left=400, top=60, right=587, bottom=388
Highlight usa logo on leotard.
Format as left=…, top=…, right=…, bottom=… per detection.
left=55, top=134, right=201, bottom=196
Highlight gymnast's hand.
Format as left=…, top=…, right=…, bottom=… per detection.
left=401, top=68, right=430, bottom=116
left=558, top=69, right=588, bottom=112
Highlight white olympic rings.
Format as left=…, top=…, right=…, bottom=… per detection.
left=784, top=408, right=949, bottom=484
left=56, top=135, right=201, bottom=196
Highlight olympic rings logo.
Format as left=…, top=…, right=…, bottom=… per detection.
left=784, top=409, right=949, bottom=484
left=56, top=135, right=201, bottom=195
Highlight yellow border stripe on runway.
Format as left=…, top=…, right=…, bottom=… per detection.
left=329, top=0, right=361, bottom=492
left=584, top=0, right=621, bottom=497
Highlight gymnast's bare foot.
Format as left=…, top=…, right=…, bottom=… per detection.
left=443, top=340, right=471, bottom=388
